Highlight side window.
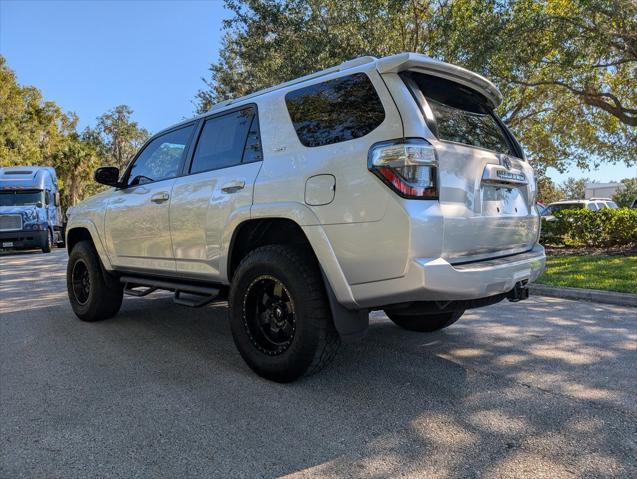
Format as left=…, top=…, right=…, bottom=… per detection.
left=285, top=73, right=385, bottom=148
left=45, top=190, right=51, bottom=205
left=587, top=203, right=598, bottom=211
left=190, top=107, right=261, bottom=174
left=127, top=125, right=194, bottom=186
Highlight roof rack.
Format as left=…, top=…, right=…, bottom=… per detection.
left=207, top=56, right=377, bottom=113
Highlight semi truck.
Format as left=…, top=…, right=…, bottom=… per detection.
left=0, top=166, right=65, bottom=253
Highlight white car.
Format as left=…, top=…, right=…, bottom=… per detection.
left=542, top=199, right=612, bottom=216
left=66, top=53, right=545, bottom=381
left=589, top=198, right=618, bottom=209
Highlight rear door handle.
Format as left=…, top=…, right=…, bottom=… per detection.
left=221, top=180, right=245, bottom=194
left=150, top=192, right=170, bottom=203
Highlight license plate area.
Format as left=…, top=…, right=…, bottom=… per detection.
left=481, top=185, right=529, bottom=216
left=2, top=241, right=14, bottom=248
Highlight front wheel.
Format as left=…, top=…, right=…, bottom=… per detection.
left=67, top=240, right=123, bottom=321
left=229, top=245, right=340, bottom=382
left=42, top=229, right=52, bottom=253
left=385, top=310, right=465, bottom=332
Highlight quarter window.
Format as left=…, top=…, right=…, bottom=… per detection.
left=285, top=73, right=385, bottom=148
left=127, top=125, right=194, bottom=186
left=190, top=107, right=261, bottom=174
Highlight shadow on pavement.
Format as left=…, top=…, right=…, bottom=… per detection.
left=1, top=250, right=635, bottom=478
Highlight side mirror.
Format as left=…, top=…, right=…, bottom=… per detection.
left=54, top=192, right=61, bottom=207
left=94, top=167, right=121, bottom=187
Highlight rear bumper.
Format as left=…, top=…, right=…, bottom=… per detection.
left=351, top=244, right=546, bottom=308
left=0, top=230, right=47, bottom=250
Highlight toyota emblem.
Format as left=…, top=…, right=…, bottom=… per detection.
left=500, top=155, right=512, bottom=170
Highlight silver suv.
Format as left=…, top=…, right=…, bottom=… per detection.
left=66, top=53, right=545, bottom=381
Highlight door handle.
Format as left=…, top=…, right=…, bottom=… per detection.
left=221, top=180, right=245, bottom=194
left=150, top=192, right=170, bottom=203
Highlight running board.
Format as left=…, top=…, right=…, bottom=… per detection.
left=120, top=275, right=222, bottom=308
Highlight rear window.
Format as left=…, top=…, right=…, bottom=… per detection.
left=285, top=73, right=385, bottom=147
left=406, top=73, right=515, bottom=156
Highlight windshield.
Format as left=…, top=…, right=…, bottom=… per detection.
left=546, top=203, right=584, bottom=214
left=0, top=190, right=44, bottom=207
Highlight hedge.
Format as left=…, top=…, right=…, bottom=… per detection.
left=540, top=208, right=637, bottom=247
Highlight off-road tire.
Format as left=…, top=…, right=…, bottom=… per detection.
left=229, top=245, right=340, bottom=382
left=42, top=229, right=52, bottom=253
left=385, top=310, right=465, bottom=332
left=67, top=240, right=123, bottom=321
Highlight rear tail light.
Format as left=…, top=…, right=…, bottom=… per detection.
left=368, top=138, right=438, bottom=199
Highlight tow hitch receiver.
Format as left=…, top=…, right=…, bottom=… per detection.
left=507, top=281, right=530, bottom=302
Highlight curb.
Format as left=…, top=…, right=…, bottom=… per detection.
left=530, top=284, right=637, bottom=307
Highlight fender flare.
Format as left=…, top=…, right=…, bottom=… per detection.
left=249, top=202, right=369, bottom=340
left=66, top=219, right=113, bottom=271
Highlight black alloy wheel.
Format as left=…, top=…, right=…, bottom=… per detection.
left=243, top=275, right=296, bottom=356
left=71, top=259, right=90, bottom=305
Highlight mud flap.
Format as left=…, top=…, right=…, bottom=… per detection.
left=320, top=270, right=369, bottom=342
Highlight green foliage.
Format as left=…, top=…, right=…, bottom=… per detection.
left=88, top=105, right=149, bottom=172
left=198, top=0, right=636, bottom=174
left=0, top=56, right=76, bottom=167
left=536, top=175, right=563, bottom=204
left=51, top=134, right=102, bottom=208
left=541, top=208, right=637, bottom=247
left=612, top=178, right=637, bottom=207
left=537, top=255, right=637, bottom=294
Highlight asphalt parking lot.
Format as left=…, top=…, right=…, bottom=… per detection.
left=1, top=249, right=636, bottom=478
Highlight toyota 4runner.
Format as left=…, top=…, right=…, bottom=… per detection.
left=66, top=53, right=545, bottom=382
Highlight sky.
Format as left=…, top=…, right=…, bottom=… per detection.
left=0, top=0, right=228, bottom=133
left=0, top=0, right=634, bottom=184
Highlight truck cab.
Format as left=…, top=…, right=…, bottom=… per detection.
left=0, top=166, right=64, bottom=253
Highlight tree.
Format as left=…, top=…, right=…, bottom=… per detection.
left=560, top=177, right=589, bottom=200
left=612, top=178, right=637, bottom=207
left=536, top=175, right=563, bottom=204
left=91, top=105, right=149, bottom=171
left=196, top=0, right=636, bottom=175
left=51, top=134, right=101, bottom=207
left=1, top=56, right=151, bottom=209
left=0, top=55, right=75, bottom=168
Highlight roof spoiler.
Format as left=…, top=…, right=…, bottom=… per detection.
left=376, top=53, right=502, bottom=109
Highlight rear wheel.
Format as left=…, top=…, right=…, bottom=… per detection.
left=67, top=240, right=123, bottom=321
left=385, top=310, right=464, bottom=332
left=229, top=245, right=340, bottom=382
